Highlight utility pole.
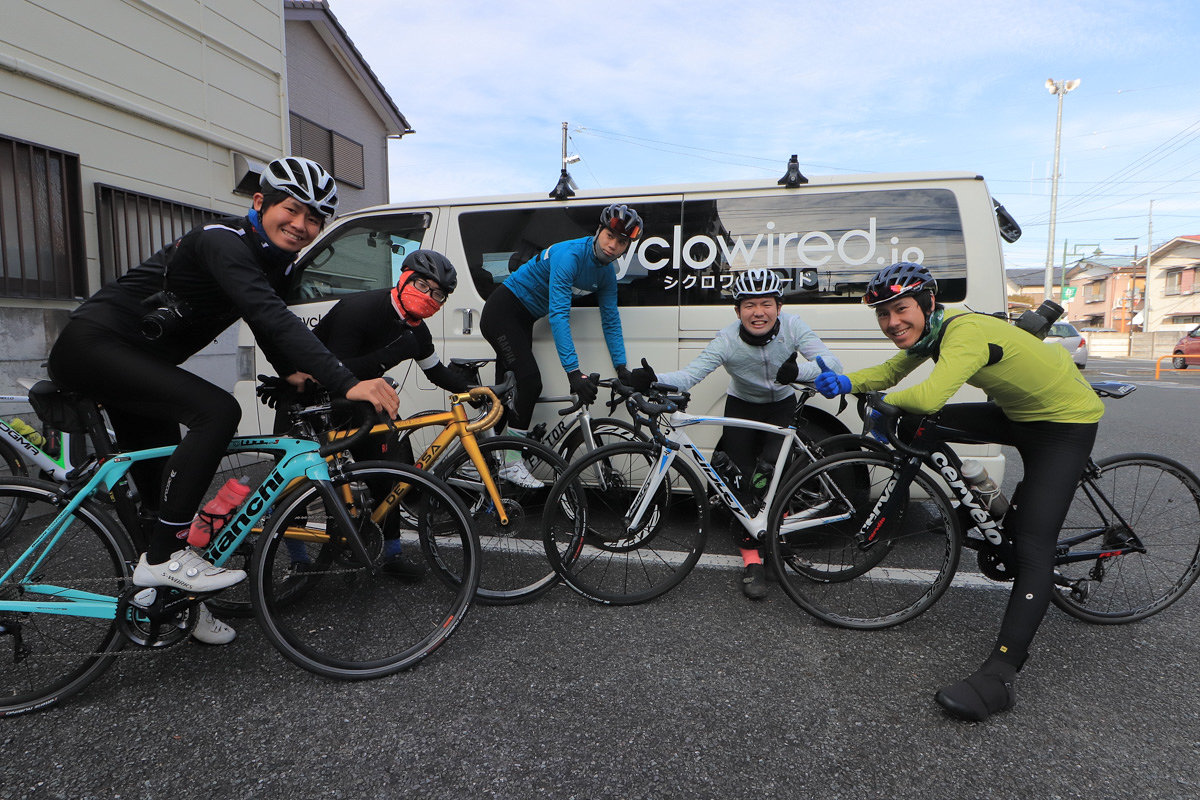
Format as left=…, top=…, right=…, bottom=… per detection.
left=1144, top=200, right=1154, bottom=334
left=1044, top=79, right=1081, bottom=300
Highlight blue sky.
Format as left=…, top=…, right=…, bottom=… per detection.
left=334, top=0, right=1200, bottom=273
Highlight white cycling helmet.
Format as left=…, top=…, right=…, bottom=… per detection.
left=732, top=268, right=783, bottom=301
left=260, top=156, right=339, bottom=221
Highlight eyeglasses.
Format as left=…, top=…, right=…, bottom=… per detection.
left=411, top=277, right=448, bottom=304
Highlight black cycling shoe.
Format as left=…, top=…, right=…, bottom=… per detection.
left=380, top=555, right=428, bottom=581
left=742, top=563, right=767, bottom=600
left=934, top=669, right=1016, bottom=722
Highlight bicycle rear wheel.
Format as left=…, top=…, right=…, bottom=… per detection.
left=767, top=451, right=961, bottom=629
left=434, top=435, right=569, bottom=605
left=250, top=462, right=479, bottom=679
left=1051, top=454, right=1200, bottom=623
left=0, top=478, right=134, bottom=716
left=0, top=439, right=30, bottom=540
left=542, top=441, right=708, bottom=605
left=559, top=416, right=643, bottom=462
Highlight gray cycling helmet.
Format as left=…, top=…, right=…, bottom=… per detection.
left=732, top=268, right=784, bottom=301
left=863, top=261, right=937, bottom=307
left=400, top=249, right=458, bottom=294
left=260, top=156, right=339, bottom=220
left=598, top=203, right=643, bottom=239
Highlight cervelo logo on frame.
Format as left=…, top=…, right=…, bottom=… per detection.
left=613, top=217, right=926, bottom=280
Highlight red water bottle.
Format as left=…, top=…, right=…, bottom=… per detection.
left=186, top=476, right=252, bottom=547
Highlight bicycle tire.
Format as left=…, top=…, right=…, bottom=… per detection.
left=766, top=451, right=962, bottom=629
left=433, top=435, right=570, bottom=605
left=1051, top=453, right=1200, bottom=624
left=250, top=461, right=479, bottom=679
left=0, top=438, right=30, bottom=540
left=542, top=440, right=708, bottom=605
left=0, top=477, right=134, bottom=716
left=558, top=416, right=644, bottom=462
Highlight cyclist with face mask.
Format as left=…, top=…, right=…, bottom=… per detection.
left=627, top=268, right=843, bottom=600
left=47, top=157, right=399, bottom=645
left=265, top=249, right=470, bottom=579
left=480, top=203, right=642, bottom=486
left=814, top=261, right=1103, bottom=722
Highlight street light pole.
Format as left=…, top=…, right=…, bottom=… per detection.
left=1044, top=78, right=1081, bottom=300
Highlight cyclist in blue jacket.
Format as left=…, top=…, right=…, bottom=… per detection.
left=480, top=203, right=642, bottom=485
left=629, top=268, right=842, bottom=599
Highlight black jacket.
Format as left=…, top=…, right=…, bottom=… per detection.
left=312, top=288, right=467, bottom=392
left=72, top=215, right=356, bottom=394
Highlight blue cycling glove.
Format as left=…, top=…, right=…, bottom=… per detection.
left=814, top=356, right=851, bottom=398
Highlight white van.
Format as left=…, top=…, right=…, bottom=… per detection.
left=233, top=170, right=1019, bottom=478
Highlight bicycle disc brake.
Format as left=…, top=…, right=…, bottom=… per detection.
left=115, top=586, right=197, bottom=648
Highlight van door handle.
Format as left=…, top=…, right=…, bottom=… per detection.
left=456, top=307, right=475, bottom=335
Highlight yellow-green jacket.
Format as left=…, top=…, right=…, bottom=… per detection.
left=846, top=308, right=1104, bottom=423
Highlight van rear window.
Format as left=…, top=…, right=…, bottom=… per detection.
left=457, top=188, right=966, bottom=307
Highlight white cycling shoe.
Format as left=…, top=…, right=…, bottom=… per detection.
left=133, top=548, right=246, bottom=593
left=498, top=459, right=544, bottom=489
left=191, top=602, right=236, bottom=645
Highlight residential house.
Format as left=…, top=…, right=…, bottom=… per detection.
left=0, top=0, right=408, bottom=393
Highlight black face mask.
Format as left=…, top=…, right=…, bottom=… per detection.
left=738, top=318, right=781, bottom=347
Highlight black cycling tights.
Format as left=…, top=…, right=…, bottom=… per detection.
left=49, top=319, right=241, bottom=559
left=716, top=394, right=796, bottom=548
left=928, top=403, right=1098, bottom=671
left=480, top=285, right=541, bottom=431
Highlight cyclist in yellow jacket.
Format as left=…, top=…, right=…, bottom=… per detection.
left=815, top=261, right=1102, bottom=722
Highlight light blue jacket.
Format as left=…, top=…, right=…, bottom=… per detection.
left=656, top=315, right=843, bottom=403
left=503, top=235, right=626, bottom=372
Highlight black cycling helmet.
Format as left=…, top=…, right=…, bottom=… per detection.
left=400, top=249, right=458, bottom=294
left=863, top=261, right=937, bottom=307
left=598, top=203, right=643, bottom=240
left=260, top=156, right=339, bottom=220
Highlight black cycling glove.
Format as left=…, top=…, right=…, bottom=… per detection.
left=629, top=358, right=657, bottom=393
left=615, top=364, right=633, bottom=388
left=567, top=370, right=599, bottom=405
left=775, top=352, right=799, bottom=385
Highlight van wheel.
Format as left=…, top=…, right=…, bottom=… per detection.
left=1173, top=354, right=1188, bottom=370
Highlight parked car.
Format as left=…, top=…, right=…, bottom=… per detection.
left=1046, top=322, right=1088, bottom=368
left=1172, top=324, right=1200, bottom=369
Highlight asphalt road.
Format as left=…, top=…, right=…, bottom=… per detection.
left=6, top=357, right=1200, bottom=800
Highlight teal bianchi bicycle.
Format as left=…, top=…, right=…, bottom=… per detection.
left=0, top=381, right=480, bottom=716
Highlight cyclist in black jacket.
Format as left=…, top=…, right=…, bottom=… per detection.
left=47, top=157, right=398, bottom=645
left=269, top=250, right=470, bottom=579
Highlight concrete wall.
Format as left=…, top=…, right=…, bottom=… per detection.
left=1083, top=331, right=1187, bottom=361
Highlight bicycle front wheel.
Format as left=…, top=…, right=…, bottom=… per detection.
left=767, top=451, right=962, bottom=629
left=0, top=478, right=134, bottom=716
left=250, top=462, right=479, bottom=679
left=434, top=435, right=568, bottom=605
left=542, top=441, right=708, bottom=605
left=1052, top=454, right=1200, bottom=623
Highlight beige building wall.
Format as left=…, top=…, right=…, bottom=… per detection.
left=0, top=0, right=290, bottom=392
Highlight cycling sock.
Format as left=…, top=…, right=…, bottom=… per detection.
left=383, top=537, right=404, bottom=558
left=504, top=429, right=529, bottom=464
left=740, top=548, right=762, bottom=567
left=147, top=520, right=191, bottom=562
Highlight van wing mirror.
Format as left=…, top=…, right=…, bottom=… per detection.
left=993, top=198, right=1022, bottom=243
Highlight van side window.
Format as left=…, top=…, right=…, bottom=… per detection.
left=287, top=212, right=431, bottom=304
left=458, top=202, right=683, bottom=306
left=677, top=189, right=968, bottom=305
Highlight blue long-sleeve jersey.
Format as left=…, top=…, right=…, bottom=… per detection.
left=502, top=235, right=626, bottom=372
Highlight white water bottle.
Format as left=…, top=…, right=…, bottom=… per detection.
left=960, top=459, right=1009, bottom=519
